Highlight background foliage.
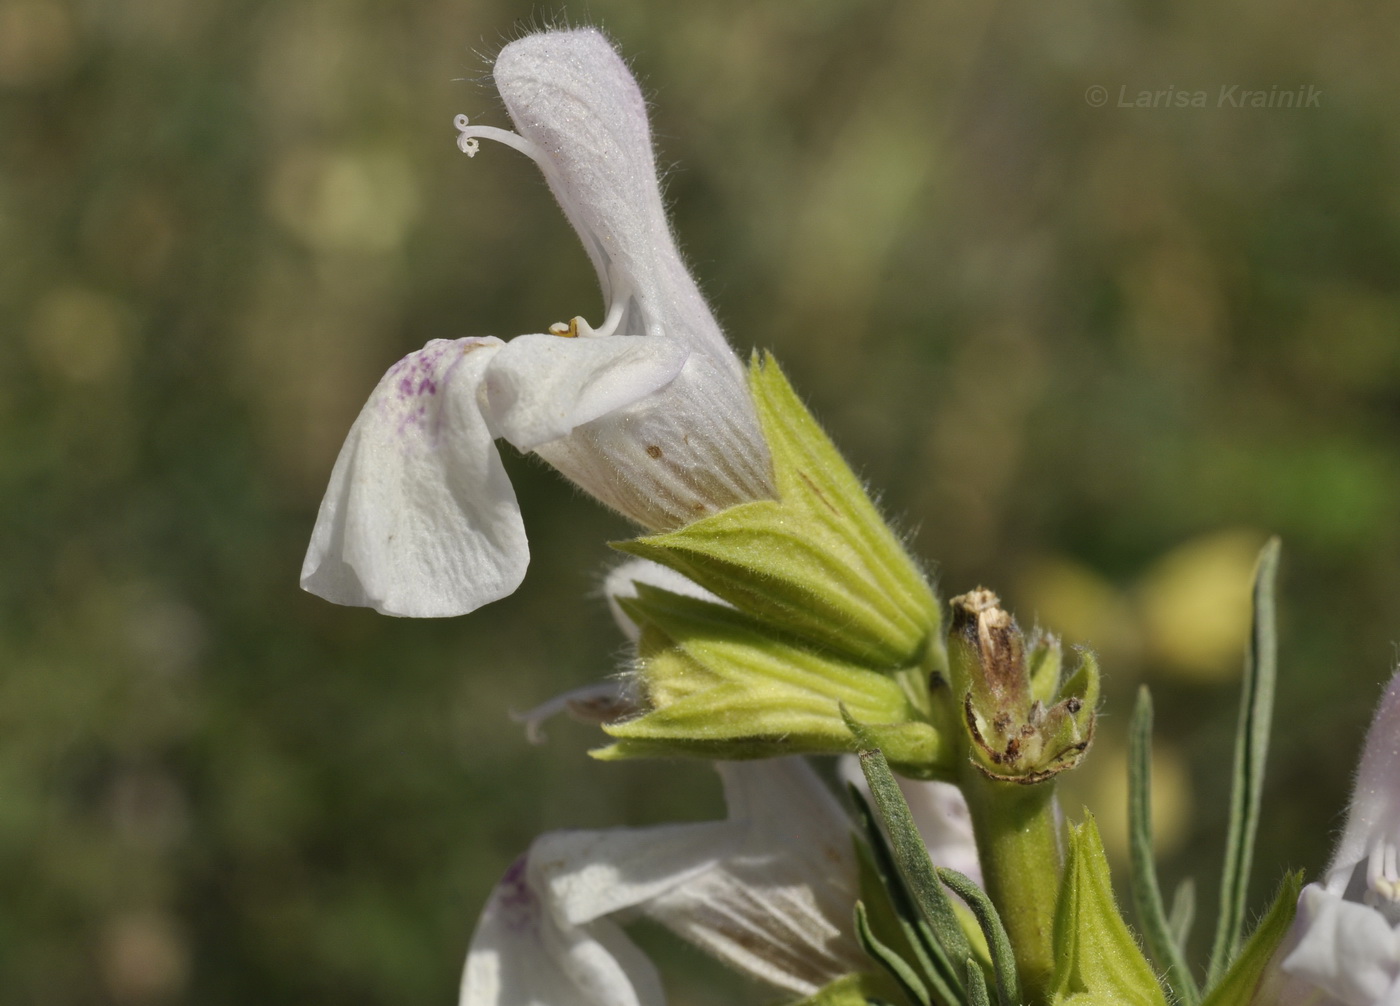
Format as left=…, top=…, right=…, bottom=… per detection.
left=3, top=0, right=1399, bottom=1002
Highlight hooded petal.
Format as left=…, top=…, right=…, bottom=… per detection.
left=462, top=28, right=775, bottom=531
left=301, top=337, right=527, bottom=617
left=484, top=333, right=689, bottom=451
left=462, top=856, right=665, bottom=1006
left=492, top=28, right=738, bottom=370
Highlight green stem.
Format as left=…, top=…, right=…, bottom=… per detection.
left=958, top=768, right=1062, bottom=1005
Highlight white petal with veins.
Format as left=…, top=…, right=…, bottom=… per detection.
left=306, top=28, right=773, bottom=617
left=462, top=856, right=665, bottom=1006
left=460, top=759, right=864, bottom=1005
left=301, top=337, right=526, bottom=617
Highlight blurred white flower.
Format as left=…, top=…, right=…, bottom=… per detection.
left=302, top=28, right=772, bottom=617
left=1259, top=670, right=1400, bottom=1006
left=460, top=758, right=865, bottom=1006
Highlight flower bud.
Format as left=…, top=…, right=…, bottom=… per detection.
left=949, top=589, right=1097, bottom=784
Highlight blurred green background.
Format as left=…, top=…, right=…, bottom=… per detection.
left=3, top=0, right=1399, bottom=1002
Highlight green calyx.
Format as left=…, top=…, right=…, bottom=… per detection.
left=616, top=353, right=944, bottom=672
left=948, top=590, right=1097, bottom=784
left=595, top=585, right=946, bottom=775
left=599, top=353, right=951, bottom=774
left=1050, top=817, right=1170, bottom=1006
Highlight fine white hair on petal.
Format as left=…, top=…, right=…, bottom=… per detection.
left=479, top=28, right=775, bottom=532
left=1326, top=670, right=1400, bottom=893
left=306, top=27, right=776, bottom=619
left=603, top=558, right=724, bottom=641
left=483, top=333, right=689, bottom=451
left=300, top=337, right=528, bottom=617
left=533, top=820, right=740, bottom=926
left=492, top=28, right=740, bottom=372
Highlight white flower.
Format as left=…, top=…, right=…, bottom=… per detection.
left=301, top=28, right=773, bottom=618
left=1262, top=670, right=1400, bottom=1006
left=460, top=758, right=866, bottom=1006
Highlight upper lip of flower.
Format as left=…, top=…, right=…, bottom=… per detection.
left=455, top=28, right=742, bottom=371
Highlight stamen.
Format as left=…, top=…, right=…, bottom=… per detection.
left=545, top=288, right=629, bottom=342
left=1365, top=841, right=1400, bottom=905
left=453, top=113, right=552, bottom=170
left=590, top=292, right=627, bottom=339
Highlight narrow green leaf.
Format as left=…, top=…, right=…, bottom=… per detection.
left=937, top=869, right=1020, bottom=1006
left=850, top=789, right=963, bottom=1006
left=1128, top=687, right=1199, bottom=1004
left=845, top=711, right=971, bottom=997
left=1169, top=880, right=1196, bottom=953
left=855, top=902, right=931, bottom=1006
left=966, top=958, right=992, bottom=1006
left=1207, top=538, right=1281, bottom=987
left=1200, top=872, right=1302, bottom=1006
left=1050, top=817, right=1169, bottom=1006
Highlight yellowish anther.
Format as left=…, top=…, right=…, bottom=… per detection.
left=548, top=320, right=579, bottom=338
left=1367, top=843, right=1400, bottom=904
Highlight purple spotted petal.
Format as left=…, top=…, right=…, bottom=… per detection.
left=301, top=337, right=527, bottom=617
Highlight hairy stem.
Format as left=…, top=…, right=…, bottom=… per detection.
left=958, top=769, right=1062, bottom=1005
